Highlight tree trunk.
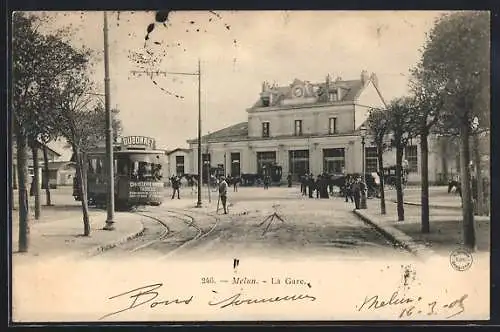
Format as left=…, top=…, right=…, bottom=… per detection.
left=31, top=143, right=41, bottom=220
left=42, top=144, right=52, bottom=206
left=441, top=136, right=448, bottom=183
left=395, top=146, right=405, bottom=221
left=16, top=133, right=30, bottom=252
left=74, top=147, right=91, bottom=236
left=377, top=145, right=386, bottom=215
left=459, top=123, right=475, bottom=250
left=473, top=134, right=484, bottom=216
left=420, top=134, right=430, bottom=233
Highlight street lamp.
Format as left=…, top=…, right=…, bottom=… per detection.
left=103, top=11, right=115, bottom=230
left=360, top=124, right=367, bottom=209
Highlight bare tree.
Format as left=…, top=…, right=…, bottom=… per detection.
left=386, top=97, right=415, bottom=222
left=367, top=108, right=390, bottom=215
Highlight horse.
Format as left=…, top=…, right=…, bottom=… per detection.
left=448, top=180, right=462, bottom=196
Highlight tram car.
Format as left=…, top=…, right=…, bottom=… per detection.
left=73, top=136, right=166, bottom=210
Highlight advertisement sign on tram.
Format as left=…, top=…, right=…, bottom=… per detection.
left=121, top=136, right=156, bottom=149
left=129, top=181, right=163, bottom=200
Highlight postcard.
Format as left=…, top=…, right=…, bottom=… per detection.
left=10, top=10, right=490, bottom=322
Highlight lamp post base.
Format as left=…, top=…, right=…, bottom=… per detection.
left=103, top=221, right=115, bottom=231
left=195, top=201, right=202, bottom=208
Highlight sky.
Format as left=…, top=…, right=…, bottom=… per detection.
left=32, top=10, right=450, bottom=155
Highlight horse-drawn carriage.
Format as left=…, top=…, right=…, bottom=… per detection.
left=382, top=165, right=408, bottom=188
left=240, top=163, right=283, bottom=186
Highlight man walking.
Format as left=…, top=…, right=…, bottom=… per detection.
left=171, top=175, right=180, bottom=199
left=287, top=173, right=292, bottom=188
left=352, top=177, right=362, bottom=209
left=218, top=176, right=228, bottom=214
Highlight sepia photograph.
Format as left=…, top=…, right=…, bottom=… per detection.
left=10, top=10, right=490, bottom=322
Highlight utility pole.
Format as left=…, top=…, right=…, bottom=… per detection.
left=103, top=11, right=115, bottom=230
left=206, top=138, right=211, bottom=203
left=130, top=59, right=203, bottom=207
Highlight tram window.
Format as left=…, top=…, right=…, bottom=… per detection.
left=96, top=159, right=103, bottom=174
left=117, top=158, right=129, bottom=176
left=129, top=156, right=162, bottom=181
left=88, top=159, right=97, bottom=174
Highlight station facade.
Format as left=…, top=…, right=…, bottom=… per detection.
left=180, top=71, right=458, bottom=184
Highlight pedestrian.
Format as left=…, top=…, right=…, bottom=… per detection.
left=264, top=174, right=270, bottom=190
left=344, top=176, right=353, bottom=202
left=232, top=175, right=239, bottom=192
left=320, top=173, right=330, bottom=199
left=316, top=174, right=321, bottom=198
left=218, top=176, right=228, bottom=214
left=171, top=175, right=180, bottom=199
left=300, top=175, right=307, bottom=196
left=287, top=173, right=293, bottom=188
left=352, top=177, right=361, bottom=209
left=308, top=173, right=315, bottom=198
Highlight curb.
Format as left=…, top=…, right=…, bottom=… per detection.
left=352, top=209, right=435, bottom=260
left=393, top=200, right=461, bottom=211
left=86, top=217, right=146, bottom=257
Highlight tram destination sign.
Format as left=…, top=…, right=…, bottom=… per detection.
left=121, top=136, right=156, bottom=149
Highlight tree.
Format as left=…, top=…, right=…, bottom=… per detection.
left=367, top=108, right=390, bottom=215
left=54, top=73, right=122, bottom=236
left=418, top=11, right=490, bottom=249
left=12, top=12, right=88, bottom=251
left=408, top=65, right=446, bottom=233
left=386, top=97, right=415, bottom=221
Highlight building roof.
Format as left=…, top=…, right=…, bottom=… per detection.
left=187, top=122, right=248, bottom=144
left=166, top=148, right=192, bottom=155
left=250, top=78, right=367, bottom=109
left=47, top=161, right=76, bottom=171
left=11, top=138, right=62, bottom=157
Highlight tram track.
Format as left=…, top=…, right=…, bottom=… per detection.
left=96, top=207, right=220, bottom=258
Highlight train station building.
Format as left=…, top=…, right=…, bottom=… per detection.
left=182, top=71, right=459, bottom=185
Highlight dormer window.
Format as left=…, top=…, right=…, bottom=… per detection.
left=329, top=92, right=337, bottom=102
left=262, top=97, right=270, bottom=107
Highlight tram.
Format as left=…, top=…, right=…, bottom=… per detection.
left=73, top=136, right=166, bottom=210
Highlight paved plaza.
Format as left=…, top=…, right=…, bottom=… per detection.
left=11, top=184, right=490, bottom=264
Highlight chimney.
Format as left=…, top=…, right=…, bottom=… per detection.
left=361, top=70, right=369, bottom=85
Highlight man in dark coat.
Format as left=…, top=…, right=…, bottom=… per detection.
left=308, top=173, right=315, bottom=198
left=287, top=173, right=293, bottom=187
left=352, top=177, right=362, bottom=209
left=171, top=175, right=180, bottom=199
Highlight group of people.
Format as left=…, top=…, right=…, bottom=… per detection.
left=342, top=175, right=367, bottom=210
left=295, top=173, right=368, bottom=210
left=298, top=173, right=332, bottom=199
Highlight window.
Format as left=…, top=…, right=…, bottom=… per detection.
left=130, top=154, right=163, bottom=181
left=329, top=92, right=337, bottom=102
left=323, top=148, right=345, bottom=174
left=329, top=117, right=337, bottom=134
left=231, top=152, right=241, bottom=177
left=262, top=97, right=270, bottom=107
left=176, top=155, right=185, bottom=175
left=294, top=120, right=303, bottom=136
left=365, top=147, right=378, bottom=173
left=262, top=122, right=270, bottom=137
left=405, top=145, right=418, bottom=172
left=289, top=150, right=309, bottom=179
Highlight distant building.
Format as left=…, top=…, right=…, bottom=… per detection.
left=165, top=148, right=192, bottom=179
left=43, top=161, right=77, bottom=188
left=12, top=140, right=61, bottom=189
left=174, top=70, right=462, bottom=184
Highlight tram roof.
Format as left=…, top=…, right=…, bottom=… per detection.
left=87, top=146, right=166, bottom=155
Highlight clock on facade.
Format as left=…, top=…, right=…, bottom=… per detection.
left=293, top=86, right=304, bottom=98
